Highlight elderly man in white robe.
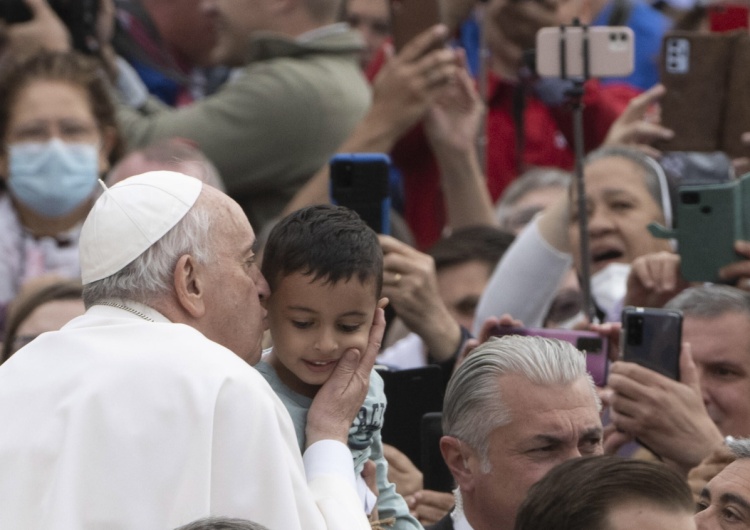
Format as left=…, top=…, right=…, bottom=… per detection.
left=0, top=172, right=382, bottom=530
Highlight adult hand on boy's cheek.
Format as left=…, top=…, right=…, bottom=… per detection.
left=608, top=344, right=724, bottom=473
left=379, top=235, right=462, bottom=362
left=305, top=307, right=386, bottom=447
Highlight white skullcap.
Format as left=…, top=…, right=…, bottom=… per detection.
left=80, top=171, right=203, bottom=285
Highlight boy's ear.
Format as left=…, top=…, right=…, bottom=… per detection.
left=173, top=254, right=206, bottom=318
left=377, top=297, right=389, bottom=310
left=440, top=435, right=479, bottom=493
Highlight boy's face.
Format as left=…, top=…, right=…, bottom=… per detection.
left=267, top=271, right=385, bottom=398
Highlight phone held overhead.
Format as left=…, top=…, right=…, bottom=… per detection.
left=329, top=153, right=391, bottom=235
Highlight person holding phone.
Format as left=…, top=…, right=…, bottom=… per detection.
left=607, top=285, right=750, bottom=475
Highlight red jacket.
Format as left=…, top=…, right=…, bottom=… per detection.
left=391, top=73, right=639, bottom=248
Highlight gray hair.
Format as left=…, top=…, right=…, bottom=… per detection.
left=728, top=438, right=750, bottom=459
left=495, top=167, right=572, bottom=229
left=174, top=517, right=270, bottom=530
left=442, top=335, right=599, bottom=470
left=585, top=145, right=673, bottom=227
left=666, top=285, right=750, bottom=320
left=82, top=200, right=212, bottom=308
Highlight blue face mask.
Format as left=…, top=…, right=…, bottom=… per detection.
left=8, top=138, right=100, bottom=218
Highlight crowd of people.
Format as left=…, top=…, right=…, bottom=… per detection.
left=0, top=0, right=749, bottom=528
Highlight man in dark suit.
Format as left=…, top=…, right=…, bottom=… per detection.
left=429, top=335, right=603, bottom=530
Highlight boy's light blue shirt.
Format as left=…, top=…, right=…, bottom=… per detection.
left=257, top=354, right=422, bottom=530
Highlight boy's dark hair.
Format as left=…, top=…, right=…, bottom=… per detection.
left=514, top=456, right=694, bottom=530
left=428, top=226, right=514, bottom=272
left=262, top=205, right=383, bottom=296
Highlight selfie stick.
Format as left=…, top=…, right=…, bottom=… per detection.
left=559, top=20, right=597, bottom=323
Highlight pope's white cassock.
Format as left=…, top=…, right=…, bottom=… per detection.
left=0, top=303, right=370, bottom=530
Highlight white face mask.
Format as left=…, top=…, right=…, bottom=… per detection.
left=591, top=262, right=631, bottom=319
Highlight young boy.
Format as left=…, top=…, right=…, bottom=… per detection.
left=258, top=205, right=419, bottom=530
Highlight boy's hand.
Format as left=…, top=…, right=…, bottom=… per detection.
left=305, top=308, right=386, bottom=447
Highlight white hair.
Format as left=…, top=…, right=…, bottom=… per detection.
left=82, top=200, right=212, bottom=308
left=443, top=335, right=600, bottom=471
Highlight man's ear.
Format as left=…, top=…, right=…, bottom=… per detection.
left=440, top=435, right=478, bottom=493
left=173, top=254, right=206, bottom=318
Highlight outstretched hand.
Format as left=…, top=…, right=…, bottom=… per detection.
left=608, top=343, right=724, bottom=473
left=603, top=84, right=674, bottom=158
left=306, top=307, right=386, bottom=447
left=370, top=25, right=460, bottom=139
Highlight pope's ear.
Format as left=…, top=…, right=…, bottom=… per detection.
left=173, top=254, right=206, bottom=318
left=440, top=435, right=478, bottom=493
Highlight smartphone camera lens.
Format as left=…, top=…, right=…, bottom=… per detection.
left=681, top=191, right=700, bottom=205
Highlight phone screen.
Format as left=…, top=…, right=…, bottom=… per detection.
left=621, top=308, right=683, bottom=380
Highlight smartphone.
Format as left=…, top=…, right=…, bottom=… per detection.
left=421, top=412, right=454, bottom=492
left=709, top=4, right=749, bottom=33
left=535, top=26, right=635, bottom=79
left=377, top=366, right=444, bottom=469
left=488, top=326, right=609, bottom=386
left=649, top=176, right=744, bottom=283
left=676, top=182, right=742, bottom=282
left=330, top=153, right=391, bottom=234
left=390, top=0, right=443, bottom=51
left=621, top=307, right=682, bottom=380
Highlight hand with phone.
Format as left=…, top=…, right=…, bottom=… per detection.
left=424, top=50, right=497, bottom=231
left=370, top=24, right=460, bottom=139
left=379, top=235, right=464, bottom=363
left=608, top=343, right=724, bottom=473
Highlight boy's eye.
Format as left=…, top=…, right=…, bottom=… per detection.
left=339, top=323, right=362, bottom=333
left=292, top=321, right=313, bottom=330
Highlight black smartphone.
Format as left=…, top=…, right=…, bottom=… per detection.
left=330, top=153, right=391, bottom=234
left=621, top=307, right=683, bottom=380
left=376, top=365, right=444, bottom=469
left=421, top=412, right=453, bottom=493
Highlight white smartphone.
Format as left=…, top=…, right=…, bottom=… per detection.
left=535, top=25, right=635, bottom=78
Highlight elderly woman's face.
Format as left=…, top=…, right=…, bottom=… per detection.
left=2, top=79, right=109, bottom=174
left=568, top=156, right=671, bottom=275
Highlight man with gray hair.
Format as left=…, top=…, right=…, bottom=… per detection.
left=608, top=285, right=750, bottom=473
left=0, top=171, right=382, bottom=530
left=695, top=437, right=750, bottom=529
left=430, top=335, right=603, bottom=530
